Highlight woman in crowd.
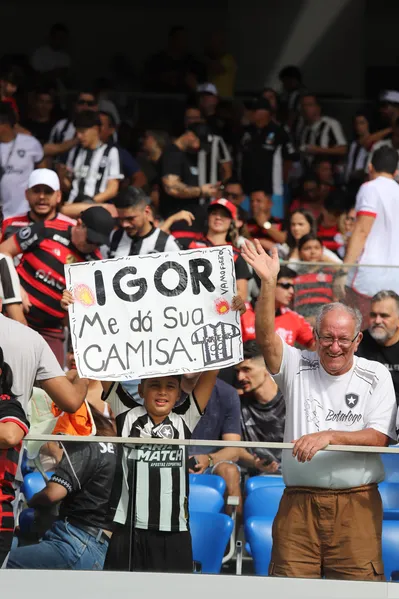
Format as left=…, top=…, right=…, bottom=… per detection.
left=0, top=347, right=30, bottom=566
left=186, top=198, right=252, bottom=300
left=7, top=405, right=117, bottom=571
left=277, top=209, right=341, bottom=265
left=292, top=233, right=339, bottom=326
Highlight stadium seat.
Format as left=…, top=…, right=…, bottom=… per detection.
left=189, top=473, right=226, bottom=496
left=244, top=485, right=284, bottom=521
left=383, top=520, right=399, bottom=580
left=244, top=517, right=273, bottom=575
left=20, top=450, right=34, bottom=477
left=381, top=453, right=399, bottom=483
left=379, top=482, right=399, bottom=513
left=21, top=472, right=54, bottom=502
left=189, top=484, right=224, bottom=513
left=18, top=508, right=35, bottom=535
left=190, top=511, right=234, bottom=573
left=245, top=475, right=285, bottom=495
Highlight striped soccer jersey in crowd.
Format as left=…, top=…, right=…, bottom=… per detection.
left=66, top=143, right=123, bottom=203
left=109, top=384, right=202, bottom=532
left=293, top=270, right=335, bottom=318
left=1, top=212, right=76, bottom=241
left=197, top=135, right=231, bottom=187
left=13, top=220, right=101, bottom=330
left=108, top=226, right=181, bottom=258
left=300, top=116, right=346, bottom=159
left=345, top=140, right=369, bottom=182
left=49, top=118, right=76, bottom=144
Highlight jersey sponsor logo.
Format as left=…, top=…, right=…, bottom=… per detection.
left=345, top=393, right=359, bottom=408
left=19, top=233, right=38, bottom=251
left=190, top=166, right=198, bottom=175
left=99, top=442, right=115, bottom=454
left=304, top=397, right=322, bottom=431
left=35, top=269, right=64, bottom=290
left=298, top=356, right=320, bottom=372
left=17, top=149, right=26, bottom=158
left=66, top=254, right=78, bottom=264
left=53, top=234, right=70, bottom=247
left=19, top=226, right=32, bottom=240
left=135, top=444, right=183, bottom=468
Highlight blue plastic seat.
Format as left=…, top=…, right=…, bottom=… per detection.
left=244, top=517, right=273, bottom=575
left=190, top=511, right=234, bottom=573
left=189, top=484, right=224, bottom=513
left=18, top=508, right=36, bottom=535
left=189, top=473, right=226, bottom=496
left=381, top=453, right=399, bottom=483
left=379, top=482, right=399, bottom=511
left=244, top=485, right=284, bottom=521
left=245, top=475, right=285, bottom=495
left=383, top=520, right=399, bottom=580
left=21, top=472, right=54, bottom=502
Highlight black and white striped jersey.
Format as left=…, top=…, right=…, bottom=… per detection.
left=197, top=135, right=231, bottom=186
left=345, top=140, right=369, bottom=182
left=300, top=116, right=347, bottom=152
left=48, top=118, right=76, bottom=144
left=108, top=225, right=181, bottom=258
left=66, top=143, right=123, bottom=202
left=0, top=253, right=21, bottom=305
left=109, top=385, right=202, bottom=532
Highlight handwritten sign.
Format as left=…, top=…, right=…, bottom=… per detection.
left=65, top=247, right=243, bottom=380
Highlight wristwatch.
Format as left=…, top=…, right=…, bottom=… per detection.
left=263, top=221, right=272, bottom=230
left=208, top=454, right=214, bottom=468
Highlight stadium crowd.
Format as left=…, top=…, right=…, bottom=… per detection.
left=0, top=23, right=398, bottom=580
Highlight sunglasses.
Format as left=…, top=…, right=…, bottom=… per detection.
left=226, top=192, right=240, bottom=200
left=277, top=282, right=294, bottom=290
left=77, top=99, right=96, bottom=107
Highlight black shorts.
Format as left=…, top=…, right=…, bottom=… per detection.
left=104, top=525, right=193, bottom=573
left=0, top=531, right=13, bottom=566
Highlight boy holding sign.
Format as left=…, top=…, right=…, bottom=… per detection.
left=61, top=291, right=245, bottom=572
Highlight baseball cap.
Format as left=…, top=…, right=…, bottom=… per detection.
left=197, top=82, right=218, bottom=96
left=80, top=206, right=115, bottom=246
left=380, top=90, right=399, bottom=104
left=27, top=169, right=60, bottom=191
left=252, top=97, right=272, bottom=112
left=208, top=198, right=237, bottom=220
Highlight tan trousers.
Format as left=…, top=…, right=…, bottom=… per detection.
left=269, top=484, right=385, bottom=581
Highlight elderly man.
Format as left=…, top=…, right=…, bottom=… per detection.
left=241, top=241, right=397, bottom=581
left=357, top=290, right=399, bottom=406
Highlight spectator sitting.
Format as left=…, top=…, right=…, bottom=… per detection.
left=357, top=290, right=399, bottom=406
left=7, top=404, right=117, bottom=570
left=0, top=347, right=29, bottom=566
left=289, top=173, right=323, bottom=219
left=317, top=189, right=346, bottom=256
left=367, top=116, right=399, bottom=183
left=293, top=234, right=339, bottom=326
left=109, top=186, right=181, bottom=258
left=246, top=190, right=286, bottom=252
left=336, top=206, right=356, bottom=259
left=277, top=209, right=341, bottom=266
left=22, top=88, right=57, bottom=145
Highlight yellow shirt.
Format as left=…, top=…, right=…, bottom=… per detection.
left=209, top=54, right=237, bottom=97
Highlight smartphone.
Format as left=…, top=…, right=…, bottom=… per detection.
left=188, top=456, right=199, bottom=470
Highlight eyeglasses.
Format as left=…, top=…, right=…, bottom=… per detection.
left=316, top=331, right=359, bottom=349
left=77, top=99, right=96, bottom=107
left=277, top=282, right=294, bottom=290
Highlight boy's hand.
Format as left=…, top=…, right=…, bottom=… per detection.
left=231, top=295, right=247, bottom=315
left=61, top=289, right=74, bottom=311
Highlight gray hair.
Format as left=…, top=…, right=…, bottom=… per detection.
left=371, top=290, right=399, bottom=313
left=315, top=303, right=363, bottom=335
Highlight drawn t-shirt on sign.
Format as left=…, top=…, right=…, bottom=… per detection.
left=191, top=322, right=240, bottom=366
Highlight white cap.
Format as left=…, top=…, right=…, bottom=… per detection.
left=197, top=82, right=218, bottom=96
left=27, top=169, right=60, bottom=191
left=380, top=90, right=399, bottom=104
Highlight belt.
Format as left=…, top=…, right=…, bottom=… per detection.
left=65, top=519, right=110, bottom=544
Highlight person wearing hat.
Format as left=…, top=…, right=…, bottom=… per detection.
left=237, top=97, right=298, bottom=219
left=1, top=168, right=75, bottom=241
left=0, top=206, right=115, bottom=365
left=185, top=197, right=252, bottom=301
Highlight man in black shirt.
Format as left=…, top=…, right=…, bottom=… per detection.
left=357, top=290, right=399, bottom=405
left=235, top=340, right=286, bottom=472
left=159, top=125, right=219, bottom=232
left=237, top=97, right=297, bottom=218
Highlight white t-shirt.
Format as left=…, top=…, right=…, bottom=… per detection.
left=31, top=45, right=71, bottom=73
left=347, top=176, right=399, bottom=297
left=0, top=134, right=44, bottom=219
left=273, top=341, right=397, bottom=489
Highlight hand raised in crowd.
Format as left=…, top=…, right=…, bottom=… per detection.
left=201, top=182, right=220, bottom=197
left=175, top=210, right=195, bottom=227
left=292, top=431, right=333, bottom=463
left=242, top=240, right=280, bottom=283
left=231, top=295, right=247, bottom=315
left=61, top=289, right=74, bottom=311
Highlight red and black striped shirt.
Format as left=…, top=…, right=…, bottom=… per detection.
left=1, top=212, right=76, bottom=241
left=246, top=217, right=282, bottom=241
left=0, top=395, right=29, bottom=533
left=14, top=221, right=102, bottom=331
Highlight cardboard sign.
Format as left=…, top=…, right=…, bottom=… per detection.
left=65, top=247, right=243, bottom=380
